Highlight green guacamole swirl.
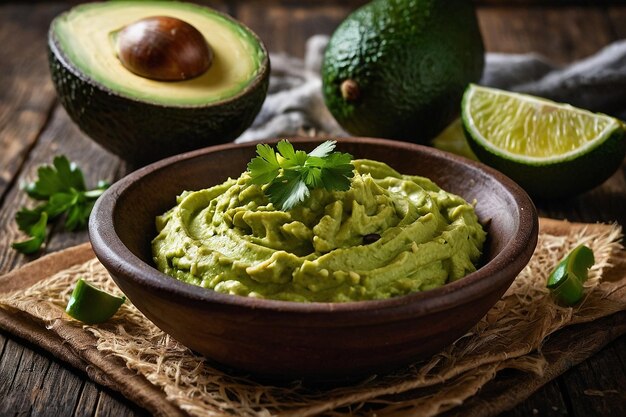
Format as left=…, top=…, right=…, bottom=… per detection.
left=152, top=159, right=486, bottom=302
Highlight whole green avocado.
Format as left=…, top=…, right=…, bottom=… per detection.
left=322, top=0, right=484, bottom=143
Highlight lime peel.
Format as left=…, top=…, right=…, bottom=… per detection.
left=461, top=83, right=626, bottom=198
left=66, top=278, right=126, bottom=324
left=463, top=85, right=621, bottom=165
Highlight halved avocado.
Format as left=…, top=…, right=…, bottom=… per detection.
left=48, top=1, right=269, bottom=165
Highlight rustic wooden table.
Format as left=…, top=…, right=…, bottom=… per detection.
left=1, top=1, right=625, bottom=416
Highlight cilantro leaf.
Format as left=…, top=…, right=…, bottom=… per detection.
left=11, top=237, right=45, bottom=255
left=303, top=165, right=324, bottom=188
left=64, top=202, right=90, bottom=231
left=266, top=170, right=310, bottom=211
left=12, top=212, right=48, bottom=255
left=12, top=156, right=110, bottom=254
left=45, top=191, right=79, bottom=218
left=24, top=165, right=63, bottom=200
left=276, top=140, right=297, bottom=164
left=319, top=152, right=354, bottom=191
left=256, top=143, right=280, bottom=166
left=15, top=206, right=45, bottom=234
left=247, top=140, right=354, bottom=210
left=24, top=155, right=86, bottom=200
left=321, top=168, right=353, bottom=191
left=53, top=155, right=86, bottom=191
left=248, top=143, right=281, bottom=185
left=308, top=140, right=336, bottom=158
left=274, top=139, right=308, bottom=168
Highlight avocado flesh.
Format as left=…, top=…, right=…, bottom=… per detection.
left=53, top=1, right=264, bottom=105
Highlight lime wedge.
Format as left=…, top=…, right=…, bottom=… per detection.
left=431, top=118, right=479, bottom=161
left=462, top=84, right=626, bottom=198
left=547, top=244, right=594, bottom=306
left=66, top=278, right=125, bottom=324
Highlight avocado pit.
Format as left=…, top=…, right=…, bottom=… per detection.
left=115, top=15, right=213, bottom=81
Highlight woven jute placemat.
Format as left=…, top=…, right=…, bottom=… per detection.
left=0, top=218, right=625, bottom=417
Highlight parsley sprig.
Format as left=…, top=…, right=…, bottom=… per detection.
left=247, top=140, right=354, bottom=210
left=12, top=156, right=110, bottom=254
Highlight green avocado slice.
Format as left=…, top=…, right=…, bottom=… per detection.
left=47, top=1, right=269, bottom=165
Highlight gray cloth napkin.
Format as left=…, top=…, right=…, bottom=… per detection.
left=236, top=35, right=626, bottom=143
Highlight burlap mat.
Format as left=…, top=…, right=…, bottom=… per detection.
left=0, top=218, right=625, bottom=417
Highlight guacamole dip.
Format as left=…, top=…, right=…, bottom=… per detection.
left=152, top=159, right=486, bottom=302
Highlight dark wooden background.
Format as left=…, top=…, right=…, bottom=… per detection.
left=1, top=1, right=625, bottom=416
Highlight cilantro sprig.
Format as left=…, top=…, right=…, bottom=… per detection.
left=247, top=140, right=354, bottom=210
left=12, top=156, right=110, bottom=254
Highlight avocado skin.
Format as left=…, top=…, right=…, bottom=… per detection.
left=322, top=0, right=484, bottom=144
left=48, top=26, right=269, bottom=166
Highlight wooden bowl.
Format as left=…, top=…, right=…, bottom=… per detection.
left=89, top=137, right=538, bottom=380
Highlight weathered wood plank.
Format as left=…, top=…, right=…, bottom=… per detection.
left=72, top=382, right=100, bottom=417
left=94, top=391, right=150, bottom=417
left=0, top=339, right=51, bottom=416
left=235, top=2, right=357, bottom=57
left=560, top=336, right=626, bottom=416
left=0, top=332, right=7, bottom=360
left=478, top=7, right=614, bottom=64
left=29, top=360, right=84, bottom=417
left=0, top=332, right=22, bottom=400
left=0, top=3, right=68, bottom=204
left=0, top=337, right=148, bottom=417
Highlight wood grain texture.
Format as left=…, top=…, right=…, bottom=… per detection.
left=0, top=339, right=51, bottom=416
left=0, top=1, right=625, bottom=416
left=0, top=4, right=65, bottom=204
left=93, top=391, right=150, bottom=417
left=561, top=340, right=626, bottom=415
left=0, top=335, right=20, bottom=402
left=28, top=361, right=84, bottom=417
left=478, top=7, right=615, bottom=64
left=73, top=383, right=100, bottom=417
left=236, top=2, right=357, bottom=57
left=0, top=5, right=128, bottom=413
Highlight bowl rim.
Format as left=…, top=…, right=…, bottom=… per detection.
left=89, top=137, right=538, bottom=317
